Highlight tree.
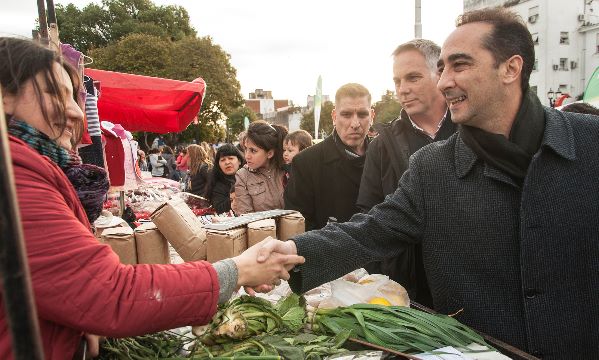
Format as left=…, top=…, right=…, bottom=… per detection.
left=300, top=101, right=334, bottom=137
left=373, top=90, right=402, bottom=124
left=56, top=0, right=196, bottom=53
left=227, top=107, right=259, bottom=141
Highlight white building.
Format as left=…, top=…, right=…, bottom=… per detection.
left=464, top=0, right=599, bottom=106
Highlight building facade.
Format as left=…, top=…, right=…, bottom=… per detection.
left=464, top=0, right=599, bottom=106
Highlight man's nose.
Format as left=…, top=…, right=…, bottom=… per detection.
left=437, top=69, right=453, bottom=93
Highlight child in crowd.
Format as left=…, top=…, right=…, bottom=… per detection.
left=282, top=130, right=313, bottom=183
left=283, top=130, right=313, bottom=165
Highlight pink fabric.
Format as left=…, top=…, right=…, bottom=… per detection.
left=0, top=136, right=219, bottom=359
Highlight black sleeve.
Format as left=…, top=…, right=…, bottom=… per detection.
left=211, top=182, right=231, bottom=213
left=289, top=154, right=425, bottom=294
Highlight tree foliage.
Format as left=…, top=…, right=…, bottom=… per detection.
left=300, top=101, right=334, bottom=137
left=56, top=0, right=196, bottom=53
left=58, top=0, right=244, bottom=145
left=227, top=107, right=259, bottom=141
left=373, top=90, right=402, bottom=124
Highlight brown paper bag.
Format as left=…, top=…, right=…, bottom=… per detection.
left=150, top=197, right=207, bottom=261
left=101, top=226, right=137, bottom=264
left=134, top=222, right=170, bottom=264
left=277, top=211, right=305, bottom=240
left=206, top=228, right=247, bottom=263
left=247, top=219, right=277, bottom=247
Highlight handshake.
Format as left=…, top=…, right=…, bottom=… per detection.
left=231, top=236, right=304, bottom=294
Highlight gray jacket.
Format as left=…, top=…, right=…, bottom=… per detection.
left=289, top=107, right=599, bottom=358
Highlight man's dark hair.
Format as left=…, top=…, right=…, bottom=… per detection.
left=561, top=102, right=599, bottom=116
left=457, top=7, right=534, bottom=91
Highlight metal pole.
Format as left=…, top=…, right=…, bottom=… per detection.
left=414, top=0, right=422, bottom=39
left=0, top=91, right=45, bottom=359
left=36, top=0, right=49, bottom=46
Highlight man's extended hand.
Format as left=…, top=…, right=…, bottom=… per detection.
left=256, top=236, right=298, bottom=265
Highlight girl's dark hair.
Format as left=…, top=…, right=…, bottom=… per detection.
left=245, top=120, right=288, bottom=169
left=161, top=145, right=174, bottom=155
left=205, top=143, right=245, bottom=203
left=0, top=37, right=83, bottom=144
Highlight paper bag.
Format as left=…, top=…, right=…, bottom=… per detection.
left=247, top=219, right=277, bottom=247
left=150, top=197, right=207, bottom=261
left=277, top=211, right=305, bottom=240
left=206, top=227, right=247, bottom=263
left=101, top=226, right=137, bottom=264
left=134, top=222, right=170, bottom=264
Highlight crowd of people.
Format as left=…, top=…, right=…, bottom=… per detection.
left=1, top=5, right=598, bottom=359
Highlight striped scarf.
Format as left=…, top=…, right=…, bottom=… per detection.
left=8, top=118, right=109, bottom=225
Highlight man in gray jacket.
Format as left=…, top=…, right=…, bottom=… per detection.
left=257, top=7, right=599, bottom=358
left=358, top=39, right=456, bottom=306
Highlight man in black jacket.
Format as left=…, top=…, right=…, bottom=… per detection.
left=284, top=83, right=374, bottom=230
left=358, top=40, right=456, bottom=306
left=259, top=8, right=599, bottom=358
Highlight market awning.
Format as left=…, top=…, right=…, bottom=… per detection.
left=84, top=68, right=206, bottom=134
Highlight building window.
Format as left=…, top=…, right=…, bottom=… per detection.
left=530, top=86, right=537, bottom=95
left=560, top=32, right=569, bottom=44
left=532, top=33, right=539, bottom=45
left=528, top=6, right=539, bottom=23
left=559, top=58, right=569, bottom=70
left=533, top=59, right=538, bottom=71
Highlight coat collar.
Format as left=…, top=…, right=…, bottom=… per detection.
left=455, top=105, right=576, bottom=179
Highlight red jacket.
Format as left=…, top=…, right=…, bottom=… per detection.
left=0, top=136, right=220, bottom=359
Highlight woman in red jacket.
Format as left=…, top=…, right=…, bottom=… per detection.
left=0, top=37, right=304, bottom=359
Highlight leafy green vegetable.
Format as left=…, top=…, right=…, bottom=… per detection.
left=313, top=303, right=494, bottom=354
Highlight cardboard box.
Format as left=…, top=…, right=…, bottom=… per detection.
left=206, top=227, right=247, bottom=263
left=101, top=226, right=137, bottom=264
left=150, top=197, right=207, bottom=261
left=134, top=222, right=170, bottom=264
left=247, top=219, right=277, bottom=247
left=277, top=211, right=305, bottom=240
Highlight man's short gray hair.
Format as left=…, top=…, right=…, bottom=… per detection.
left=391, top=39, right=440, bottom=73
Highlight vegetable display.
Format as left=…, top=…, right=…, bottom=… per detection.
left=98, top=295, right=497, bottom=359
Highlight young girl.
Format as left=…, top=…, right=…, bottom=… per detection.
left=234, top=121, right=288, bottom=214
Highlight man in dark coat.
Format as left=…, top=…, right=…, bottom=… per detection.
left=258, top=8, right=599, bottom=358
left=285, top=83, right=374, bottom=231
left=358, top=39, right=456, bottom=306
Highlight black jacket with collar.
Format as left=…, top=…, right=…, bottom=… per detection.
left=284, top=132, right=367, bottom=231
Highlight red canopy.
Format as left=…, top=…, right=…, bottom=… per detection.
left=84, top=68, right=206, bottom=134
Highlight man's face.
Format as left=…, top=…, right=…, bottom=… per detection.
left=393, top=50, right=443, bottom=118
left=437, top=22, right=504, bottom=128
left=332, top=96, right=373, bottom=152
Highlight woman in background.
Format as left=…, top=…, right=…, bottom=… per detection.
left=187, top=144, right=212, bottom=197
left=234, top=121, right=287, bottom=214
left=205, top=144, right=245, bottom=213
left=148, top=148, right=167, bottom=177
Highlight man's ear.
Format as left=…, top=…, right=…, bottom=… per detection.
left=331, top=108, right=337, bottom=127
left=502, top=55, right=523, bottom=86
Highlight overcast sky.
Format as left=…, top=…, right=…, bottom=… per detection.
left=0, top=0, right=464, bottom=106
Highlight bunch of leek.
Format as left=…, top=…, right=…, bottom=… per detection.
left=312, top=303, right=493, bottom=354
left=199, top=294, right=306, bottom=345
